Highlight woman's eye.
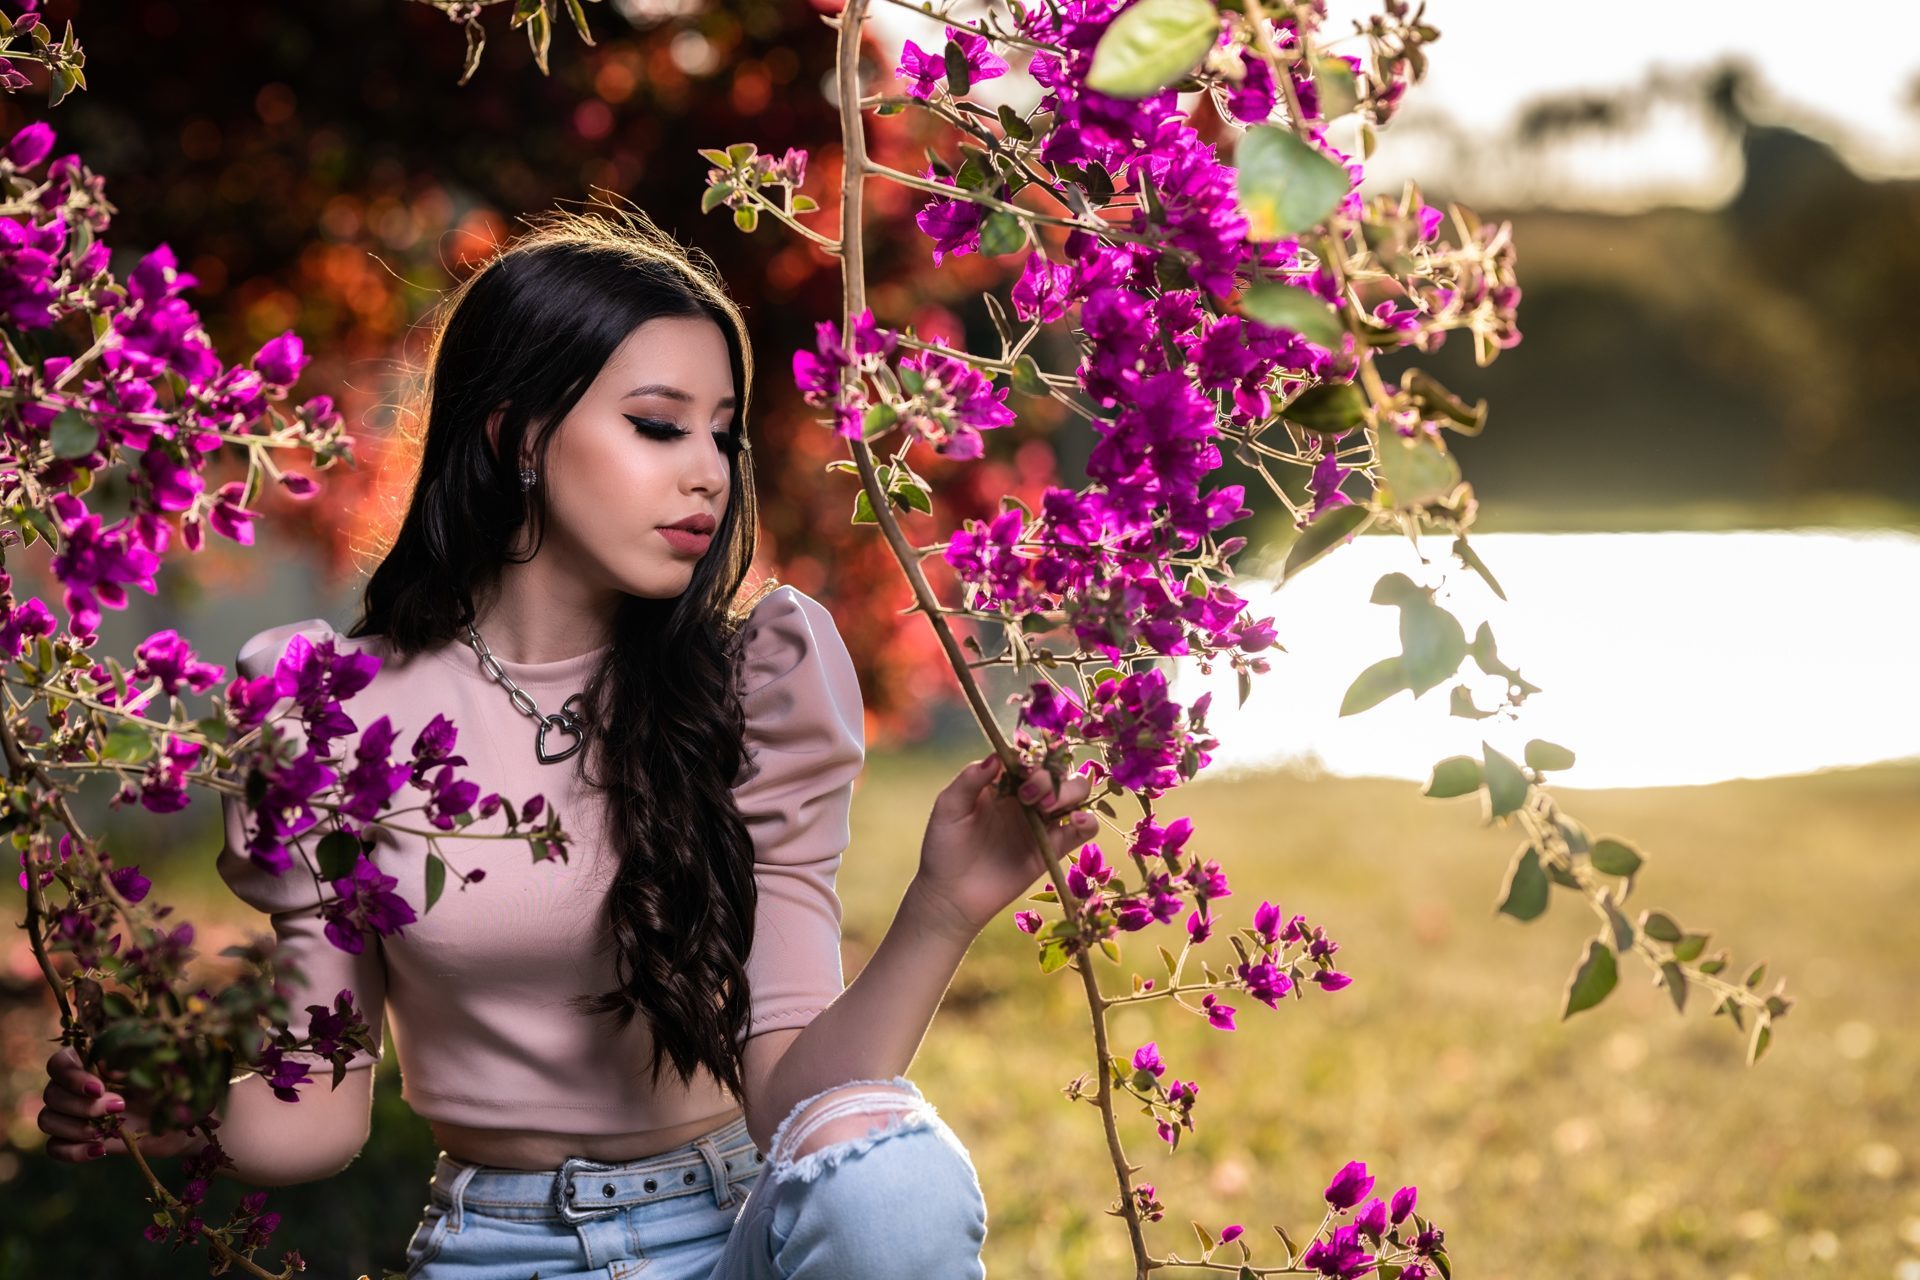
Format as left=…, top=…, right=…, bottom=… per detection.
left=627, top=416, right=684, bottom=439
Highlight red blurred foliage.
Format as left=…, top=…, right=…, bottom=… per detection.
left=2, top=0, right=1065, bottom=744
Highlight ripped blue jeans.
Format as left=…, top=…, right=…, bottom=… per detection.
left=398, top=1076, right=988, bottom=1279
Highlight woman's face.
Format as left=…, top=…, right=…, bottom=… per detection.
left=515, top=313, right=741, bottom=600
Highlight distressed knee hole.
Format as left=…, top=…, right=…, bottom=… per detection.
left=766, top=1079, right=939, bottom=1185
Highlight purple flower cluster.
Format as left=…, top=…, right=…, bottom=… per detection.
left=1298, top=1161, right=1441, bottom=1278
left=895, top=25, right=1009, bottom=101
left=0, top=121, right=347, bottom=644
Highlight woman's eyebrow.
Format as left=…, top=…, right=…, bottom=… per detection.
left=623, top=383, right=737, bottom=411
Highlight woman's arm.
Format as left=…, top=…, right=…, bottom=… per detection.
left=174, top=1067, right=377, bottom=1187
left=744, top=757, right=1093, bottom=1152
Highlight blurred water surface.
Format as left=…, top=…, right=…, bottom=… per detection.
left=1175, top=527, right=1920, bottom=787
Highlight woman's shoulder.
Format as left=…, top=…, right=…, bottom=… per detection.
left=234, top=617, right=391, bottom=682
left=734, top=584, right=864, bottom=744
left=737, top=585, right=850, bottom=677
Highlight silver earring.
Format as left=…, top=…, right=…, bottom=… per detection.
left=519, top=467, right=537, bottom=491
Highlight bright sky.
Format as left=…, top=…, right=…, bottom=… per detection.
left=870, top=1, right=1920, bottom=210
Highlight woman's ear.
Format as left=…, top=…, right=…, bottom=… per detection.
left=485, top=402, right=525, bottom=471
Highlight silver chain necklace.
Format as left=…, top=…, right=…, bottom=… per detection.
left=462, top=622, right=591, bottom=765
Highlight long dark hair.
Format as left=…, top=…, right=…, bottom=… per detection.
left=346, top=199, right=775, bottom=1102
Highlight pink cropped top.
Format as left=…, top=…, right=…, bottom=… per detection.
left=214, top=585, right=866, bottom=1136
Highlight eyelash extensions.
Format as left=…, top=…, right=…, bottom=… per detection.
left=626, top=414, right=745, bottom=456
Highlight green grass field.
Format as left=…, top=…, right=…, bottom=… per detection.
left=9, top=754, right=1916, bottom=1279
left=850, top=751, right=1920, bottom=1280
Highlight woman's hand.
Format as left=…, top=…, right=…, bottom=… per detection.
left=910, top=754, right=1098, bottom=943
left=38, top=1046, right=198, bottom=1163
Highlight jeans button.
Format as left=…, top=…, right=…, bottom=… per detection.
left=603, top=1183, right=617, bottom=1197
left=683, top=1170, right=697, bottom=1184
left=644, top=1177, right=657, bottom=1192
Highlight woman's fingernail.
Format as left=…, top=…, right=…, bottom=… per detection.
left=88, top=1143, right=105, bottom=1158
left=105, top=1097, right=124, bottom=1112
left=87, top=1080, right=103, bottom=1097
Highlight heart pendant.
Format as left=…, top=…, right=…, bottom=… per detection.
left=536, top=711, right=584, bottom=764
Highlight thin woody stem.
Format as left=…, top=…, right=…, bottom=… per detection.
left=0, top=692, right=287, bottom=1279
left=833, top=2, right=1153, bottom=1271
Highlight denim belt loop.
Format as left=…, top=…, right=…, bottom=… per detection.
left=442, top=1158, right=481, bottom=1233
left=692, top=1133, right=734, bottom=1209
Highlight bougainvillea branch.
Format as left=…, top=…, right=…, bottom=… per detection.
left=693, top=0, right=1793, bottom=1274
left=0, top=21, right=576, bottom=1270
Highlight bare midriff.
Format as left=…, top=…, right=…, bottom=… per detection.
left=430, top=1105, right=749, bottom=1170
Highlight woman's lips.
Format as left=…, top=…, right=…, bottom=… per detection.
left=657, top=526, right=713, bottom=555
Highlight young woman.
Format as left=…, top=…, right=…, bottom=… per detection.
left=38, top=206, right=1097, bottom=1279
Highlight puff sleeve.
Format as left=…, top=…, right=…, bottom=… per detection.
left=214, top=618, right=388, bottom=1069
left=731, top=586, right=867, bottom=1043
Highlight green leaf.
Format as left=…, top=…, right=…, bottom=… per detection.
left=1748, top=1016, right=1772, bottom=1065
left=50, top=409, right=99, bottom=459
left=1423, top=754, right=1481, bottom=799
left=1602, top=893, right=1635, bottom=951
left=733, top=205, right=759, bottom=234
left=315, top=830, right=362, bottom=881
left=955, top=154, right=993, bottom=192
left=1037, top=937, right=1071, bottom=973
left=1281, top=500, right=1371, bottom=581
left=1480, top=741, right=1529, bottom=819
left=1562, top=937, right=1618, bottom=1018
left=562, top=0, right=594, bottom=42
left=1450, top=536, right=1507, bottom=601
left=862, top=401, right=898, bottom=439
left=1495, top=846, right=1549, bottom=922
left=1400, top=597, right=1468, bottom=694
left=1310, top=55, right=1361, bottom=120
left=1641, top=911, right=1682, bottom=943
left=1339, top=655, right=1406, bottom=717
left=1659, top=960, right=1689, bottom=1013
left=1236, top=125, right=1353, bottom=239
left=701, top=183, right=735, bottom=214
left=1745, top=961, right=1768, bottom=989
left=100, top=720, right=154, bottom=764
left=1554, top=814, right=1593, bottom=856
left=1524, top=739, right=1575, bottom=772
left=980, top=210, right=1026, bottom=257
left=1590, top=839, right=1643, bottom=877
left=424, top=853, right=447, bottom=913
left=1241, top=280, right=1344, bottom=346
left=1280, top=381, right=1367, bottom=435
left=1376, top=430, right=1461, bottom=510
left=889, top=476, right=933, bottom=516
left=944, top=38, right=972, bottom=97
left=1011, top=354, right=1049, bottom=397
left=1099, top=936, right=1122, bottom=964
left=1084, top=0, right=1220, bottom=99
left=997, top=103, right=1034, bottom=141
left=1673, top=932, right=1709, bottom=963
left=851, top=490, right=878, bottom=525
